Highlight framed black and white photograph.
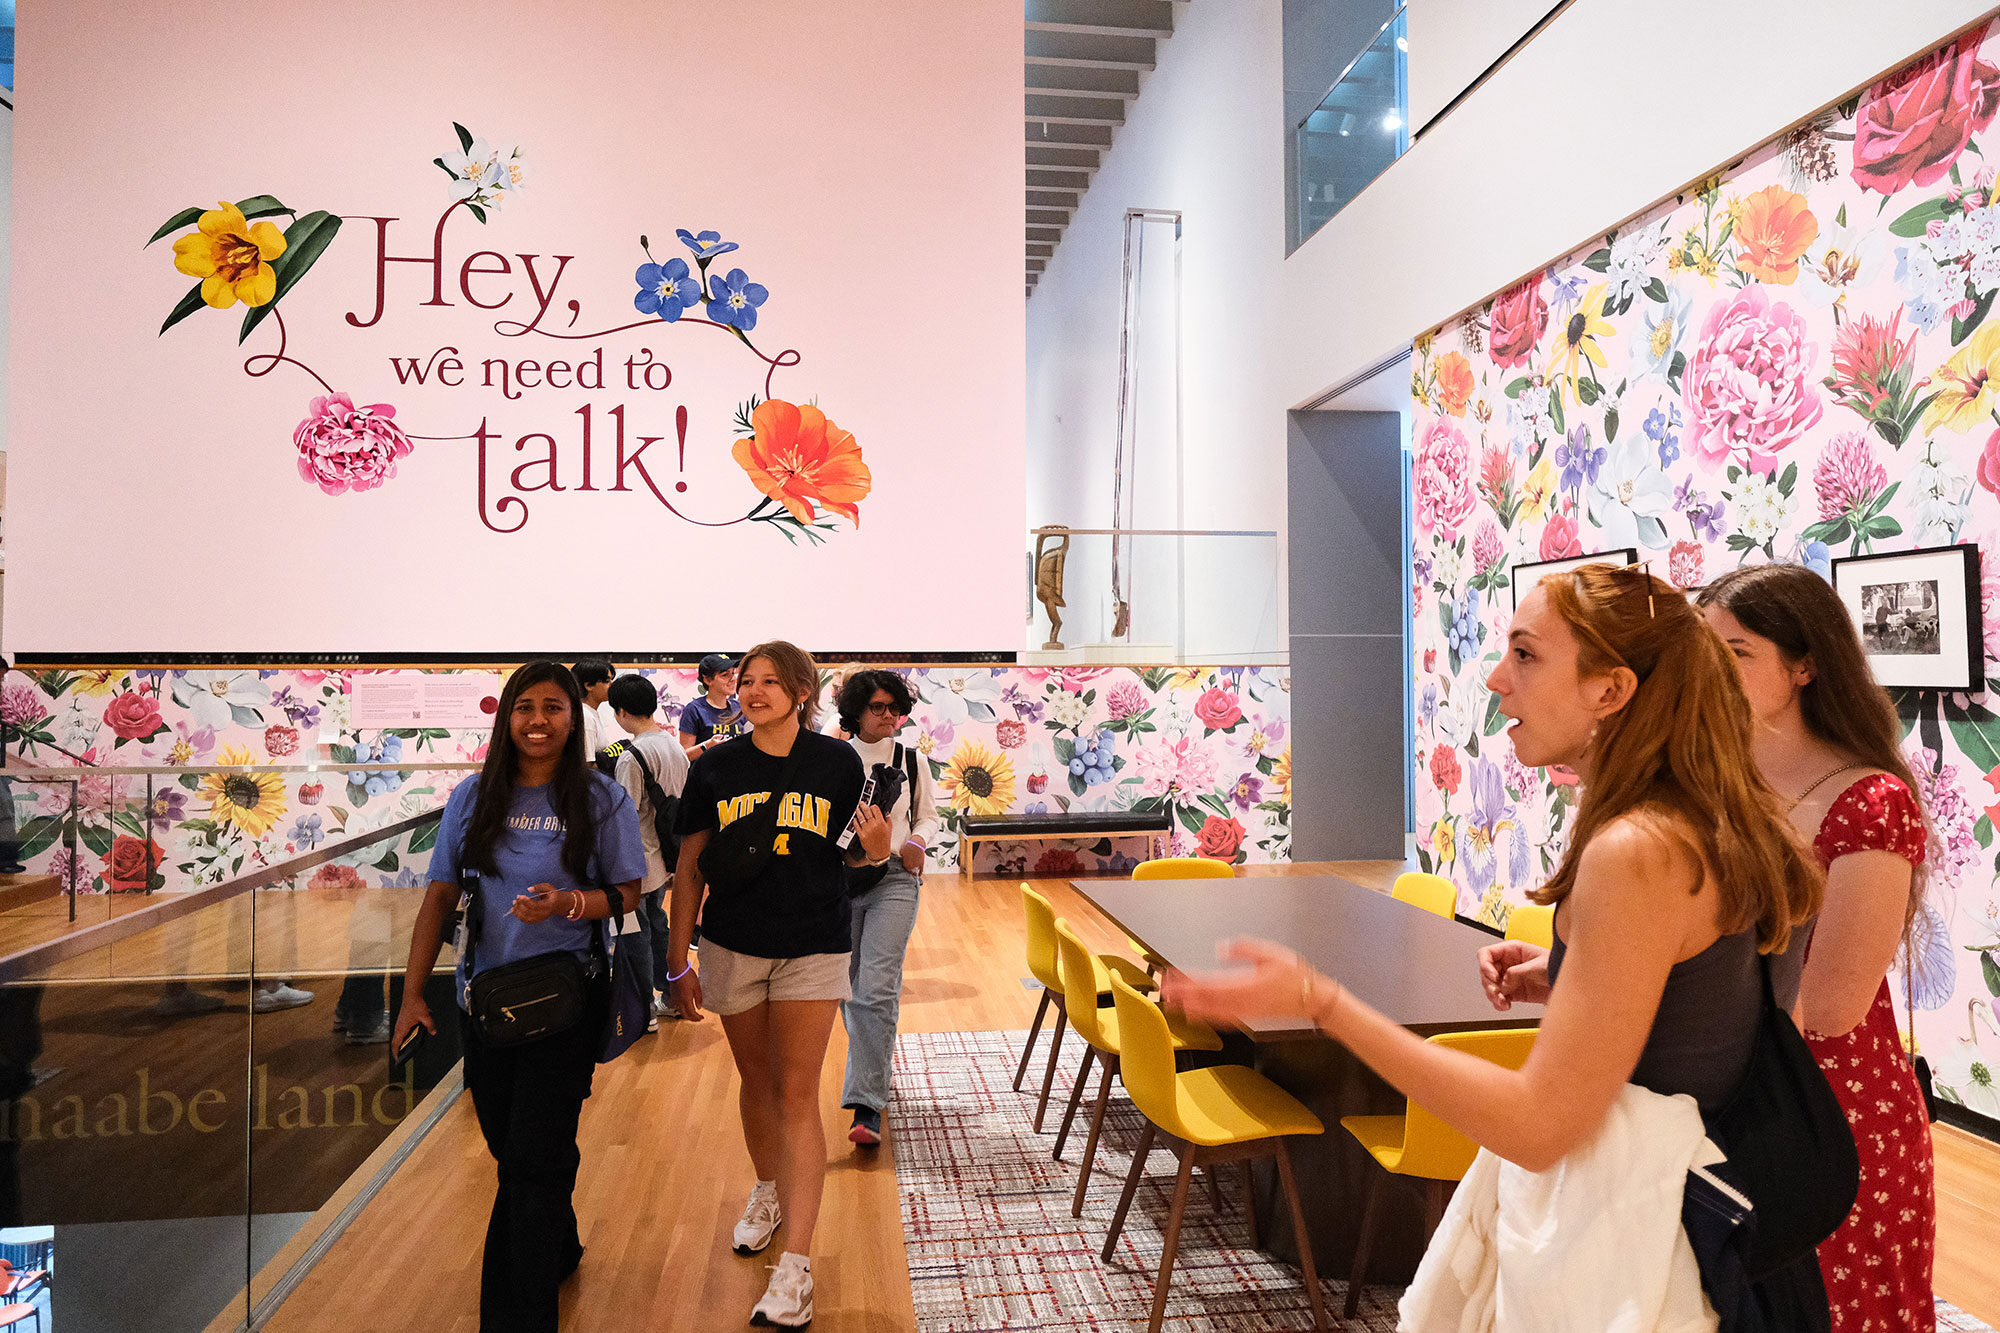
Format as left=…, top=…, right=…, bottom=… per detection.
left=1831, top=543, right=1983, bottom=690
left=1509, top=548, right=1639, bottom=610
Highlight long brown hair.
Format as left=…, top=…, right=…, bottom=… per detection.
left=1532, top=564, right=1822, bottom=953
left=1698, top=563, right=1927, bottom=926
left=739, top=640, right=821, bottom=730
left=461, top=660, right=603, bottom=882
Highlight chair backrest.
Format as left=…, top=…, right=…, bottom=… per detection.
left=1398, top=1028, right=1537, bottom=1180
left=1391, top=871, right=1456, bottom=919
left=1021, top=883, right=1064, bottom=993
left=1052, top=918, right=1116, bottom=1051
left=1133, top=856, right=1233, bottom=880
left=1109, top=973, right=1181, bottom=1130
left=1504, top=902, right=1555, bottom=949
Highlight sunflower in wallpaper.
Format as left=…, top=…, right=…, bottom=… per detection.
left=199, top=746, right=290, bottom=838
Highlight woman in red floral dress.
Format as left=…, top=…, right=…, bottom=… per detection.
left=1701, top=565, right=1934, bottom=1332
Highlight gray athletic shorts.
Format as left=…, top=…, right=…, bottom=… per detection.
left=698, top=941, right=852, bottom=1015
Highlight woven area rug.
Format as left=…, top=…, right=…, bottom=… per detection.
left=889, top=1029, right=1996, bottom=1333
left=890, top=1028, right=1397, bottom=1331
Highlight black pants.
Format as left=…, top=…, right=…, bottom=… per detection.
left=460, top=975, right=608, bottom=1333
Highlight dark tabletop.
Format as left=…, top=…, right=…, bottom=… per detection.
left=1071, top=875, right=1542, bottom=1039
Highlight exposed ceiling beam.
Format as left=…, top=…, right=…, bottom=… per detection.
left=1025, top=0, right=1173, bottom=38
left=1025, top=30, right=1156, bottom=69
left=1027, top=121, right=1113, bottom=150
left=1028, top=259, right=1047, bottom=273
left=1025, top=65, right=1140, bottom=97
left=1026, top=144, right=1101, bottom=170
left=1027, top=242, right=1055, bottom=258
left=1028, top=226, right=1063, bottom=243
left=1027, top=168, right=1092, bottom=190
left=1027, top=190, right=1081, bottom=210
left=1027, top=208, right=1071, bottom=226
left=1025, top=93, right=1125, bottom=126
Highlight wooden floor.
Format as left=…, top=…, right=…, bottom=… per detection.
left=236, top=862, right=2000, bottom=1332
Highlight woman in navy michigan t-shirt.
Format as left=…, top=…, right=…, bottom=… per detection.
left=394, top=660, right=646, bottom=1333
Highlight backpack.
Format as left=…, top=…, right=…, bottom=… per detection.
left=599, top=738, right=681, bottom=867
left=847, top=742, right=923, bottom=895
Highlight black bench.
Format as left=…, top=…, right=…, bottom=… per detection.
left=958, top=810, right=1173, bottom=878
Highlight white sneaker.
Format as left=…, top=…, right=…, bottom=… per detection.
left=251, top=983, right=315, bottom=1013
left=732, top=1181, right=782, bottom=1255
left=750, top=1252, right=813, bottom=1327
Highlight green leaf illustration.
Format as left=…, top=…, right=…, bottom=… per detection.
left=158, top=281, right=210, bottom=336
left=238, top=211, right=344, bottom=343
left=146, top=206, right=207, bottom=247
left=454, top=121, right=474, bottom=154
left=1889, top=197, right=1955, bottom=238
left=233, top=194, right=293, bottom=221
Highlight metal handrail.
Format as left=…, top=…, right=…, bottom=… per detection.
left=0, top=807, right=443, bottom=984
left=1, top=761, right=482, bottom=778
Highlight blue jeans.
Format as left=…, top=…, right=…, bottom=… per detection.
left=623, top=886, right=671, bottom=999
left=841, top=863, right=921, bottom=1112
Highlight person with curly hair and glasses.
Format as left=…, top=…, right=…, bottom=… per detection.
left=393, top=661, right=646, bottom=1333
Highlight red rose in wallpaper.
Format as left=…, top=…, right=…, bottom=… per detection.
left=1193, top=686, right=1243, bottom=731
left=1487, top=276, right=1549, bottom=370
left=1195, top=814, right=1245, bottom=862
left=994, top=719, right=1026, bottom=748
left=104, top=834, right=166, bottom=892
left=1034, top=847, right=1085, bottom=876
left=1429, top=744, right=1462, bottom=796
left=1852, top=23, right=2000, bottom=194
left=264, top=724, right=302, bottom=757
left=102, top=691, right=165, bottom=741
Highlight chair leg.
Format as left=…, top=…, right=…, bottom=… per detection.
left=1072, top=1052, right=1118, bottom=1216
left=1032, top=999, right=1070, bottom=1132
left=1013, top=987, right=1052, bottom=1092
left=1275, top=1139, right=1329, bottom=1333
left=1206, top=1161, right=1222, bottom=1210
left=1054, top=1044, right=1096, bottom=1161
left=1147, top=1149, right=1198, bottom=1333
left=1343, top=1163, right=1387, bottom=1321
left=1240, top=1159, right=1258, bottom=1249
left=1103, top=1119, right=1156, bottom=1261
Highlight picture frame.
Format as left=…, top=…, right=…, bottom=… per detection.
left=1830, top=543, right=1983, bottom=690
left=1509, top=548, right=1639, bottom=611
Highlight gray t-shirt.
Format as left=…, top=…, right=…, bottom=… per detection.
left=614, top=730, right=689, bottom=893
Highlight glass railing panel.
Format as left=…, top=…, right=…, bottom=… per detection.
left=1027, top=527, right=1282, bottom=663
left=1290, top=6, right=1408, bottom=252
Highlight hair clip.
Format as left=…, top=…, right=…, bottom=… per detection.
left=1620, top=558, right=1657, bottom=618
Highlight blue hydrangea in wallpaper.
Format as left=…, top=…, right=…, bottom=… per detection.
left=1409, top=22, right=2000, bottom=1123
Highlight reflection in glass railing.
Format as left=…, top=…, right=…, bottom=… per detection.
left=0, top=779, right=465, bottom=1331
left=1290, top=7, right=1408, bottom=252
left=1027, top=527, right=1283, bottom=664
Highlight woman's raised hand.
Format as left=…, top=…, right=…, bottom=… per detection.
left=1159, top=937, right=1336, bottom=1030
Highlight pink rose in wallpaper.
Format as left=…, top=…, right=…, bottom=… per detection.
left=1682, top=287, right=1822, bottom=473
left=1852, top=22, right=2000, bottom=194
left=1193, top=686, right=1243, bottom=732
left=1979, top=427, right=2000, bottom=498
left=293, top=392, right=415, bottom=495
left=1539, top=511, right=1581, bottom=560
left=1487, top=276, right=1549, bottom=370
left=1413, top=418, right=1476, bottom=538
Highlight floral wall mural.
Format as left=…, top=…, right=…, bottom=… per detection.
left=3, top=663, right=1291, bottom=892
left=1409, top=21, right=2000, bottom=1126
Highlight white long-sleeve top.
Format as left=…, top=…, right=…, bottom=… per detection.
left=1399, top=1082, right=1720, bottom=1333
left=849, top=734, right=941, bottom=857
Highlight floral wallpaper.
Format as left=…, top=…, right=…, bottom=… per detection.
left=0, top=663, right=1292, bottom=892
left=1408, top=22, right=2000, bottom=1124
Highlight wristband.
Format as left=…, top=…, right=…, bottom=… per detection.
left=665, top=961, right=693, bottom=983
left=565, top=890, right=585, bottom=921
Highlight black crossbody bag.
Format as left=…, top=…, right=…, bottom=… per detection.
left=848, top=743, right=921, bottom=895
left=461, top=880, right=598, bottom=1048
left=696, top=738, right=806, bottom=885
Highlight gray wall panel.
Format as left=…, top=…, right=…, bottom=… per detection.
left=1287, top=411, right=1404, bottom=636
left=1287, top=635, right=1406, bottom=860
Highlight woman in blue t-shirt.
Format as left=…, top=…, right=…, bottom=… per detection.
left=394, top=660, right=646, bottom=1333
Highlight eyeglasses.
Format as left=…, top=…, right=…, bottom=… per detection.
left=865, top=701, right=909, bottom=717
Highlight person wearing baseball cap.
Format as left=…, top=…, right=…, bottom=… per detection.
left=678, top=654, right=744, bottom=762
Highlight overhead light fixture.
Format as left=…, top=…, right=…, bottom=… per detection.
left=1395, top=35, right=1408, bottom=52
left=1382, top=110, right=1402, bottom=131
left=1337, top=112, right=1354, bottom=137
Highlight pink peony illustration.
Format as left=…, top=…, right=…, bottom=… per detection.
left=1668, top=540, right=1705, bottom=591
left=1813, top=430, right=1889, bottom=520
left=1852, top=23, right=2000, bottom=195
left=293, top=393, right=415, bottom=495
left=1413, top=418, right=1476, bottom=539
left=1681, top=288, right=1822, bottom=474
left=1488, top=276, right=1549, bottom=371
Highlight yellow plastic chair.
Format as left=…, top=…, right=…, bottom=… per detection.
left=1017, top=885, right=1156, bottom=1132
left=1338, top=1028, right=1537, bottom=1318
left=1104, top=975, right=1329, bottom=1333
left=1051, top=919, right=1221, bottom=1217
left=1131, top=856, right=1233, bottom=880
left=1391, top=871, right=1456, bottom=919
left=1504, top=902, right=1555, bottom=950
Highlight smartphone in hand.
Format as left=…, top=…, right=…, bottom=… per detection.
left=394, top=1024, right=428, bottom=1063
